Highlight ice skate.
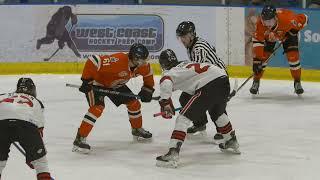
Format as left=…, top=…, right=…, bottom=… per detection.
left=219, top=131, right=241, bottom=154
left=72, top=130, right=91, bottom=154
left=249, top=80, right=260, bottom=95
left=132, top=128, right=152, bottom=142
left=212, top=133, right=224, bottom=145
left=156, top=148, right=179, bottom=168
left=187, top=124, right=207, bottom=137
left=294, top=80, right=304, bottom=95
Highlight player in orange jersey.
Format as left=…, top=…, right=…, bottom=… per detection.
left=72, top=43, right=155, bottom=153
left=250, top=5, right=308, bottom=95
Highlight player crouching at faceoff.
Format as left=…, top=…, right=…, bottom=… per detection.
left=156, top=49, right=240, bottom=168
left=73, top=43, right=155, bottom=154
left=0, top=78, right=53, bottom=180
left=250, top=5, right=308, bottom=95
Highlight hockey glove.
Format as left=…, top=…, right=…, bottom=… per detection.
left=58, top=40, right=65, bottom=49
left=252, top=58, right=263, bottom=74
left=138, top=86, right=155, bottom=102
left=159, top=98, right=175, bottom=119
left=79, top=79, right=93, bottom=93
left=286, top=29, right=299, bottom=37
left=267, top=32, right=278, bottom=42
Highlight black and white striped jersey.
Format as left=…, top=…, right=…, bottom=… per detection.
left=187, top=37, right=226, bottom=71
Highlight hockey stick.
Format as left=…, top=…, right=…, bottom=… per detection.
left=13, top=142, right=26, bottom=156
left=227, top=41, right=284, bottom=99
left=13, top=142, right=55, bottom=179
left=43, top=48, right=59, bottom=61
left=153, top=107, right=182, bottom=117
left=227, top=78, right=239, bottom=101
left=43, top=24, right=74, bottom=61
left=66, top=83, right=141, bottom=99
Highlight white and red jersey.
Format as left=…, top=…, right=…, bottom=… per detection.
left=0, top=93, right=45, bottom=128
left=159, top=62, right=227, bottom=100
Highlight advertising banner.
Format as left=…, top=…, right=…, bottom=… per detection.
left=0, top=5, right=225, bottom=64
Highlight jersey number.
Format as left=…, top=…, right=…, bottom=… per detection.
left=0, top=95, right=33, bottom=107
left=186, top=63, right=209, bottom=74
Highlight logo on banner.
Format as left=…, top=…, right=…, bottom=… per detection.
left=70, top=14, right=164, bottom=52
left=36, top=6, right=81, bottom=60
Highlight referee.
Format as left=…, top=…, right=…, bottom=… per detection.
left=176, top=21, right=228, bottom=143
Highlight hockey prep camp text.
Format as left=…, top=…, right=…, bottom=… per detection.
left=76, top=27, right=157, bottom=46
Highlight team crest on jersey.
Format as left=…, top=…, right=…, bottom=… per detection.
left=102, top=57, right=119, bottom=66
left=118, top=71, right=128, bottom=77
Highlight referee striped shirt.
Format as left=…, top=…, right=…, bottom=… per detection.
left=187, top=37, right=226, bottom=71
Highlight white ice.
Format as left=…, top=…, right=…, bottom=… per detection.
left=1, top=74, right=320, bottom=180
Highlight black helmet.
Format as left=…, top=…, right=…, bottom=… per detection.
left=261, top=5, right=276, bottom=20
left=176, top=21, right=196, bottom=37
left=62, top=6, right=72, bottom=17
left=16, top=78, right=37, bottom=97
left=128, top=43, right=149, bottom=61
left=159, top=49, right=179, bottom=70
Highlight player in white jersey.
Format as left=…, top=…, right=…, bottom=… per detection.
left=0, top=78, right=53, bottom=180
left=176, top=21, right=227, bottom=140
left=155, top=49, right=240, bottom=168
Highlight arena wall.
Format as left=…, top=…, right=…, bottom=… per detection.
left=0, top=4, right=319, bottom=81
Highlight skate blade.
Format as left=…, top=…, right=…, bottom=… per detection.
left=187, top=130, right=207, bottom=139
left=295, top=92, right=303, bottom=97
left=212, top=138, right=224, bottom=145
left=72, top=146, right=91, bottom=154
left=220, top=147, right=241, bottom=154
left=132, top=136, right=153, bottom=143
left=156, top=160, right=178, bottom=168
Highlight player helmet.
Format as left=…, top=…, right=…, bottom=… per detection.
left=261, top=5, right=276, bottom=20
left=128, top=43, right=149, bottom=61
left=62, top=6, right=72, bottom=18
left=16, top=77, right=37, bottom=97
left=159, top=49, right=179, bottom=70
left=176, top=21, right=196, bottom=37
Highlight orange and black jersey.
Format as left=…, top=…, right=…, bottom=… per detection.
left=81, top=53, right=154, bottom=89
left=253, top=9, right=308, bottom=59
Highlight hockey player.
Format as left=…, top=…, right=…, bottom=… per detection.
left=176, top=21, right=227, bottom=142
left=36, top=6, right=80, bottom=58
left=156, top=49, right=240, bottom=168
left=0, top=78, right=53, bottom=180
left=73, top=43, right=155, bottom=154
left=250, top=5, right=308, bottom=95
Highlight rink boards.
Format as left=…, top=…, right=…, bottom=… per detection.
left=0, top=4, right=319, bottom=81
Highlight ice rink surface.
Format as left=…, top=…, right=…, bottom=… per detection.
left=1, top=74, right=320, bottom=180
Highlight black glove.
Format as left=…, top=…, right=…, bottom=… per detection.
left=79, top=79, right=93, bottom=93
left=286, top=29, right=299, bottom=37
left=159, top=98, right=175, bottom=119
left=58, top=40, right=65, bottom=49
left=138, top=86, right=154, bottom=102
left=252, top=58, right=263, bottom=74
